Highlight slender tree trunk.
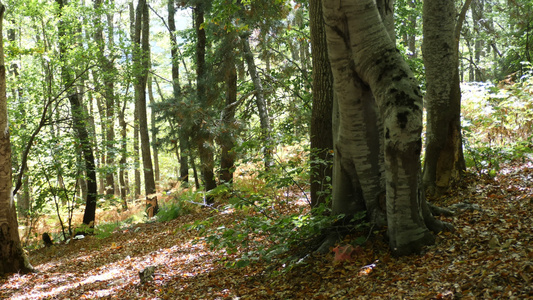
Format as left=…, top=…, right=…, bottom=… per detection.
left=102, top=0, right=116, bottom=197
left=93, top=95, right=106, bottom=195
left=194, top=3, right=216, bottom=203
left=118, top=94, right=129, bottom=209
left=153, top=76, right=182, bottom=181
left=133, top=105, right=141, bottom=198
left=130, top=1, right=141, bottom=199
left=472, top=0, right=484, bottom=81
left=133, top=0, right=158, bottom=215
left=0, top=2, right=33, bottom=274
left=240, top=33, right=273, bottom=170
left=115, top=6, right=129, bottom=210
left=20, top=177, right=30, bottom=218
left=309, top=0, right=334, bottom=208
left=6, top=24, right=30, bottom=217
left=191, top=155, right=200, bottom=190
left=219, top=51, right=237, bottom=185
left=57, top=0, right=98, bottom=227
left=167, top=0, right=190, bottom=185
left=407, top=0, right=418, bottom=58
left=148, top=74, right=160, bottom=182
left=69, top=94, right=99, bottom=225
left=422, top=0, right=469, bottom=197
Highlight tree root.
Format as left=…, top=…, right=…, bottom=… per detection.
left=428, top=203, right=455, bottom=216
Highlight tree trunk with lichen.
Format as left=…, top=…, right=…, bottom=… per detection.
left=322, top=0, right=451, bottom=256
left=422, top=0, right=468, bottom=197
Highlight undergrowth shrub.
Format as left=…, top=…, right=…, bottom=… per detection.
left=154, top=192, right=200, bottom=222
left=156, top=200, right=192, bottom=222
left=189, top=192, right=367, bottom=271
left=462, top=64, right=533, bottom=176
left=95, top=222, right=124, bottom=239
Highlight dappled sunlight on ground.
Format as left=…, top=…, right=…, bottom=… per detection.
left=2, top=165, right=532, bottom=298
left=1, top=207, right=227, bottom=299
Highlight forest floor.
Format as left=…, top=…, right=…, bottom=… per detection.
left=1, top=161, right=533, bottom=299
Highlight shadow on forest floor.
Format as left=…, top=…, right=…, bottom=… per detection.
left=1, top=161, right=533, bottom=299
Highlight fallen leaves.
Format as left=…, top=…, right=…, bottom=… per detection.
left=1, top=162, right=532, bottom=299
left=332, top=244, right=360, bottom=262
left=358, top=260, right=379, bottom=276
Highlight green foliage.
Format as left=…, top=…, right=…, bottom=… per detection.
left=462, top=66, right=533, bottom=176
left=94, top=217, right=137, bottom=239
left=154, top=188, right=210, bottom=223
left=192, top=189, right=367, bottom=270
left=187, top=147, right=365, bottom=271
left=74, top=223, right=95, bottom=236
left=397, top=42, right=425, bottom=88
left=156, top=199, right=193, bottom=223
left=94, top=222, right=119, bottom=239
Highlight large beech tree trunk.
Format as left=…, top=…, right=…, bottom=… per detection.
left=422, top=0, right=469, bottom=197
left=0, top=1, right=33, bottom=274
left=322, top=0, right=451, bottom=255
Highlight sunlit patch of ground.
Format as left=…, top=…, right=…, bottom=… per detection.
left=1, top=161, right=532, bottom=299
left=1, top=208, right=226, bottom=299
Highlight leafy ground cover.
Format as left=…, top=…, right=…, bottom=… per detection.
left=1, top=160, right=532, bottom=299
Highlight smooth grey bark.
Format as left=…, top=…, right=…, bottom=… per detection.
left=422, top=0, right=469, bottom=197
left=0, top=1, right=33, bottom=274
left=112, top=17, right=130, bottom=207
left=240, top=33, right=273, bottom=170
left=325, top=1, right=387, bottom=226
left=93, top=95, right=106, bottom=196
left=309, top=0, right=334, bottom=209
left=323, top=0, right=450, bottom=255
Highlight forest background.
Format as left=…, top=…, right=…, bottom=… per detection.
left=0, top=0, right=532, bottom=298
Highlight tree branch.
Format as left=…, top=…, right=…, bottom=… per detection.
left=13, top=65, right=94, bottom=196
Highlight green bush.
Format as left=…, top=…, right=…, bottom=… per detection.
left=189, top=186, right=367, bottom=271
left=156, top=199, right=193, bottom=222
left=462, top=67, right=533, bottom=175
